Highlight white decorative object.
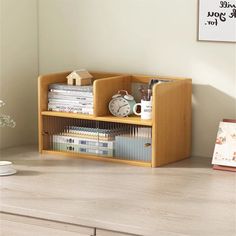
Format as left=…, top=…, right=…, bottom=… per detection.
left=0, top=161, right=17, bottom=176
left=66, top=69, right=93, bottom=86
left=133, top=100, right=152, bottom=120
left=198, top=0, right=236, bottom=42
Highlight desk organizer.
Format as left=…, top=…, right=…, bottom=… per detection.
left=38, top=71, right=192, bottom=167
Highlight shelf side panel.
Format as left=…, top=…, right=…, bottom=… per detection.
left=152, top=79, right=192, bottom=167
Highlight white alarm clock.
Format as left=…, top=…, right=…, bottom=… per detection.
left=109, top=90, right=136, bottom=117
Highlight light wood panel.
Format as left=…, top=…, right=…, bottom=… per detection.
left=90, top=71, right=121, bottom=79
left=42, top=150, right=152, bottom=167
left=41, top=111, right=95, bottom=120
left=0, top=212, right=94, bottom=236
left=152, top=79, right=192, bottom=167
left=131, top=74, right=187, bottom=83
left=96, top=229, right=138, bottom=236
left=95, top=115, right=152, bottom=126
left=41, top=111, right=152, bottom=126
left=94, top=75, right=131, bottom=116
left=1, top=146, right=235, bottom=236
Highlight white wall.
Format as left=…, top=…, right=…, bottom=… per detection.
left=0, top=0, right=38, bottom=149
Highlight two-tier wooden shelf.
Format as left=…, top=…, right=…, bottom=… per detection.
left=38, top=71, right=192, bottom=167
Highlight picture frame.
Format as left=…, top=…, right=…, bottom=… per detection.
left=212, top=119, right=236, bottom=168
left=198, top=0, right=236, bottom=42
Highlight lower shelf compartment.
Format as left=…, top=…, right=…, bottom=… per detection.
left=42, top=150, right=152, bottom=167
left=41, top=116, right=152, bottom=164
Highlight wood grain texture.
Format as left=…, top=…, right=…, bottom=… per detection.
left=131, top=74, right=188, bottom=83
left=0, top=146, right=235, bottom=236
left=42, top=150, right=151, bottom=167
left=96, top=229, right=138, bottom=236
left=152, top=79, right=192, bottom=167
left=94, top=75, right=131, bottom=116
left=41, top=111, right=152, bottom=126
left=0, top=220, right=90, bottom=236
left=0, top=212, right=94, bottom=236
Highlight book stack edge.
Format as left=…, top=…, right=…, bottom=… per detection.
left=48, top=83, right=93, bottom=115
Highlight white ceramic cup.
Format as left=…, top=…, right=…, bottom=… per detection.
left=133, top=100, right=152, bottom=120
left=0, top=161, right=14, bottom=174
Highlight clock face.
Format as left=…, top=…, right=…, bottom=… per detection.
left=109, top=97, right=131, bottom=117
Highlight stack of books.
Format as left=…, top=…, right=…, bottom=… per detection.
left=48, top=83, right=93, bottom=115
left=52, top=126, right=126, bottom=157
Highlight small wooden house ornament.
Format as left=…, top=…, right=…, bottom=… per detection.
left=67, top=69, right=93, bottom=86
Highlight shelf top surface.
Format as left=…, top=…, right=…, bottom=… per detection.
left=41, top=111, right=152, bottom=126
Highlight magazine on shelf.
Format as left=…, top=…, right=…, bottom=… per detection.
left=49, top=90, right=93, bottom=98
left=48, top=92, right=94, bottom=102
left=68, top=126, right=126, bottom=138
left=53, top=142, right=113, bottom=157
left=53, top=135, right=114, bottom=148
left=49, top=83, right=93, bottom=92
left=48, top=105, right=93, bottom=114
left=212, top=120, right=236, bottom=167
left=48, top=99, right=93, bottom=106
left=61, top=133, right=114, bottom=141
left=48, top=103, right=93, bottom=110
left=78, top=147, right=113, bottom=157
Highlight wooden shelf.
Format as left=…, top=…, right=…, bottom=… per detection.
left=38, top=71, right=192, bottom=167
left=41, top=111, right=94, bottom=120
left=96, top=115, right=152, bottom=126
left=41, top=111, right=152, bottom=126
left=42, top=150, right=152, bottom=167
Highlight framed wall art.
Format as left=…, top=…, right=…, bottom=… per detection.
left=198, top=0, right=236, bottom=42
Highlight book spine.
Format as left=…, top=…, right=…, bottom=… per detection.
left=49, top=89, right=93, bottom=97
left=48, top=106, right=93, bottom=115
left=68, top=130, right=109, bottom=139
left=49, top=84, right=93, bottom=92
left=48, top=104, right=93, bottom=109
left=78, top=147, right=113, bottom=157
left=53, top=135, right=114, bottom=148
left=60, top=133, right=112, bottom=141
left=48, top=92, right=94, bottom=102
left=48, top=99, right=93, bottom=106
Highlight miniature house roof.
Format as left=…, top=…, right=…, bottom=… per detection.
left=67, top=70, right=93, bottom=81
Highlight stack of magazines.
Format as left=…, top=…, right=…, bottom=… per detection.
left=52, top=126, right=124, bottom=157
left=48, top=83, right=93, bottom=115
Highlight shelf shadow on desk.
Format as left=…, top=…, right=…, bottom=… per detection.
left=15, top=170, right=42, bottom=176
left=163, top=157, right=212, bottom=169
left=191, top=84, right=236, bottom=159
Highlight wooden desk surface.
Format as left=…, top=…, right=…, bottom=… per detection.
left=0, top=146, right=235, bottom=236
